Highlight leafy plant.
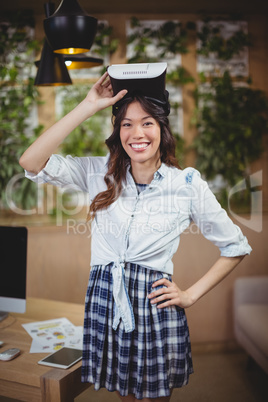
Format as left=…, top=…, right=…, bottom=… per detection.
left=0, top=11, right=43, bottom=210
left=57, top=84, right=110, bottom=157
left=93, top=22, right=119, bottom=59
left=127, top=17, right=194, bottom=87
left=197, top=18, right=252, bottom=60
left=192, top=71, right=268, bottom=207
left=126, top=17, right=196, bottom=89
left=128, top=17, right=190, bottom=62
left=166, top=67, right=195, bottom=86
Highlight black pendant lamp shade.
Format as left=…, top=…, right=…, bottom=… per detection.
left=34, top=41, right=72, bottom=86
left=63, top=54, right=103, bottom=69
left=44, top=0, right=98, bottom=54
left=34, top=3, right=72, bottom=86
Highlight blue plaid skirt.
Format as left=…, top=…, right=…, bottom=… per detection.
left=81, top=263, right=193, bottom=400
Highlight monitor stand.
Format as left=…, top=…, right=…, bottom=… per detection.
left=0, top=312, right=9, bottom=322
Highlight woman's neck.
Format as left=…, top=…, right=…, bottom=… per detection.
left=130, top=160, right=161, bottom=184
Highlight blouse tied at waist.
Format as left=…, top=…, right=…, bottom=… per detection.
left=111, top=259, right=135, bottom=333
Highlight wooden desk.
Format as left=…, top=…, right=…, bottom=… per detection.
left=0, top=298, right=90, bottom=402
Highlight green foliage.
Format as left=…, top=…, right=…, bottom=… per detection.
left=192, top=71, right=268, bottom=201
left=92, top=22, right=119, bottom=58
left=0, top=11, right=43, bottom=210
left=197, top=19, right=252, bottom=60
left=173, top=133, right=185, bottom=166
left=57, top=84, right=110, bottom=157
left=166, top=67, right=195, bottom=86
left=128, top=17, right=190, bottom=63
left=190, top=17, right=267, bottom=210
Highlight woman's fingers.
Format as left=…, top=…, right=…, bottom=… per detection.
left=155, top=299, right=176, bottom=309
left=148, top=280, right=175, bottom=301
left=148, top=278, right=186, bottom=308
left=150, top=291, right=177, bottom=304
left=92, top=73, right=112, bottom=96
left=148, top=278, right=194, bottom=309
left=148, top=288, right=181, bottom=309
left=111, top=89, right=128, bottom=103
left=85, top=71, right=127, bottom=112
left=152, top=278, right=173, bottom=289
left=102, top=78, right=112, bottom=89
left=96, top=73, right=127, bottom=98
left=95, top=71, right=109, bottom=86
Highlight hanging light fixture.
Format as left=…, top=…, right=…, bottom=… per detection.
left=36, top=54, right=103, bottom=71
left=43, top=0, right=98, bottom=55
left=34, top=3, right=72, bottom=86
left=63, top=54, right=103, bottom=69
left=34, top=42, right=72, bottom=86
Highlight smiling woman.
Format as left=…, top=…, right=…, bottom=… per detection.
left=119, top=102, right=161, bottom=183
left=19, top=64, right=251, bottom=402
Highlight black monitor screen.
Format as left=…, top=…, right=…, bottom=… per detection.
left=0, top=226, right=27, bottom=300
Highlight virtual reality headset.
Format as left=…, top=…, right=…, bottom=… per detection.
left=107, top=62, right=170, bottom=116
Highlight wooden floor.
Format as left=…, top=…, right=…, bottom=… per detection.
left=74, top=351, right=268, bottom=402
left=0, top=350, right=267, bottom=402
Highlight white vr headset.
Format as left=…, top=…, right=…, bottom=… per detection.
left=107, top=62, right=170, bottom=116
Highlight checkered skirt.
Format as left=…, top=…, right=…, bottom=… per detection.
left=81, top=263, right=193, bottom=400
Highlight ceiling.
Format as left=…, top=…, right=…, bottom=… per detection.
left=1, top=0, right=268, bottom=15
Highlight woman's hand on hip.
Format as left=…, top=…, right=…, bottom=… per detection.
left=148, top=278, right=195, bottom=309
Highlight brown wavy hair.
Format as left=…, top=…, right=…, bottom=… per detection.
left=88, top=95, right=181, bottom=220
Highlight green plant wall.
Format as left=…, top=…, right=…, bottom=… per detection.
left=0, top=11, right=43, bottom=211
left=191, top=18, right=268, bottom=208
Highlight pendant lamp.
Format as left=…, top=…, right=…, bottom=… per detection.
left=34, top=3, right=72, bottom=86
left=63, top=54, right=103, bottom=69
left=43, top=0, right=98, bottom=54
left=34, top=40, right=72, bottom=86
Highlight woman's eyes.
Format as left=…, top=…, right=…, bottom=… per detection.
left=121, top=121, right=153, bottom=127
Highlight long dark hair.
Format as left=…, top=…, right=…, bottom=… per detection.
left=88, top=95, right=181, bottom=220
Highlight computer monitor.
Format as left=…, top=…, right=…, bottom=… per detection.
left=0, top=226, right=27, bottom=321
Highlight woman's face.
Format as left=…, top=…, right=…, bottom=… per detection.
left=119, top=101, right=161, bottom=169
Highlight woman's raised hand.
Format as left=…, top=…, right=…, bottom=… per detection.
left=19, top=72, right=127, bottom=174
left=85, top=71, right=127, bottom=112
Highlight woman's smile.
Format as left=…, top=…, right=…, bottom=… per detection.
left=129, top=142, right=150, bottom=150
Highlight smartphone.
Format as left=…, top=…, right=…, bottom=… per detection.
left=0, top=348, right=20, bottom=361
left=38, top=347, right=82, bottom=369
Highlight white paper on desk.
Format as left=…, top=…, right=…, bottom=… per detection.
left=22, top=318, right=83, bottom=353
left=29, top=327, right=83, bottom=353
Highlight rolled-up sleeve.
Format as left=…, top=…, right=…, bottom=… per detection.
left=25, top=154, right=109, bottom=196
left=189, top=169, right=252, bottom=257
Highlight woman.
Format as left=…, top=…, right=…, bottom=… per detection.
left=20, top=71, right=252, bottom=402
